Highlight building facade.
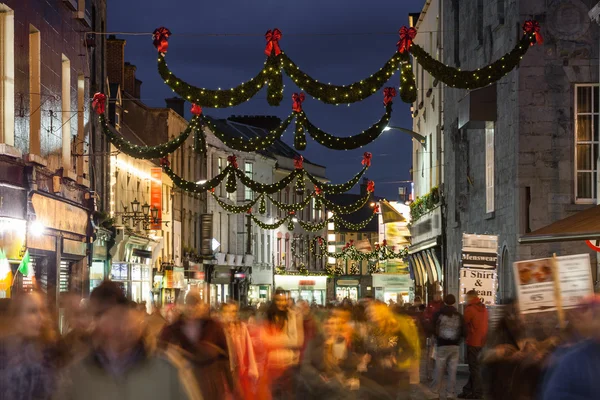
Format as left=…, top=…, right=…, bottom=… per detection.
left=0, top=1, right=106, bottom=313
left=442, top=0, right=600, bottom=302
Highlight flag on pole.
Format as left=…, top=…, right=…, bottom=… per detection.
left=18, top=250, right=31, bottom=277
left=0, top=249, right=10, bottom=280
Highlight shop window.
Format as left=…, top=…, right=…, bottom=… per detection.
left=0, top=5, right=14, bottom=146
left=244, top=162, right=253, bottom=200
left=575, top=84, right=600, bottom=203
left=29, top=25, right=41, bottom=155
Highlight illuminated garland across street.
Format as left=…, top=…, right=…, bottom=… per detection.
left=153, top=21, right=540, bottom=107
left=163, top=163, right=233, bottom=193
left=248, top=211, right=375, bottom=232
left=311, top=237, right=409, bottom=261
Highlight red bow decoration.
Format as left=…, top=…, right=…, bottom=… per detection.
left=317, top=237, right=323, bottom=245
left=375, top=244, right=380, bottom=250
left=383, top=87, right=397, bottom=106
left=191, top=104, right=202, bottom=116
left=373, top=204, right=380, bottom=214
left=343, top=242, right=350, bottom=250
left=523, top=20, right=543, bottom=46
left=227, top=155, right=238, bottom=169
left=382, top=239, right=387, bottom=247
left=367, top=180, right=375, bottom=193
left=349, top=240, right=354, bottom=246
left=314, top=185, right=322, bottom=196
left=247, top=208, right=252, bottom=215
left=152, top=27, right=171, bottom=54
left=294, top=155, right=304, bottom=169
left=265, top=28, right=282, bottom=56
left=397, top=26, right=417, bottom=53
left=92, top=93, right=106, bottom=115
left=159, top=157, right=170, bottom=167
left=391, top=246, right=396, bottom=251
left=289, top=211, right=296, bottom=215
left=362, top=152, right=372, bottom=167
left=209, top=187, right=215, bottom=193
left=292, top=92, right=305, bottom=113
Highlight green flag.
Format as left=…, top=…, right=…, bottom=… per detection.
left=18, top=250, right=30, bottom=277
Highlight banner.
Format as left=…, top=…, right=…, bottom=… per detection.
left=462, top=233, right=498, bottom=269
left=150, top=168, right=162, bottom=230
left=513, top=254, right=593, bottom=314
left=459, top=268, right=497, bottom=305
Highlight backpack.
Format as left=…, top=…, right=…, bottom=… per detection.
left=436, top=313, right=462, bottom=341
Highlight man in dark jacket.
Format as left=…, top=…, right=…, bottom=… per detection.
left=431, top=294, right=465, bottom=400
left=459, top=290, right=489, bottom=399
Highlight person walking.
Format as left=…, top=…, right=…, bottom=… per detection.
left=459, top=290, right=488, bottom=399
left=431, top=294, right=465, bottom=400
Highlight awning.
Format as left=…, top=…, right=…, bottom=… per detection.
left=519, top=204, right=600, bottom=244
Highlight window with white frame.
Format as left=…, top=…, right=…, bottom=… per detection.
left=575, top=85, right=599, bottom=202
left=485, top=121, right=495, bottom=213
left=244, top=162, right=253, bottom=200
left=0, top=5, right=14, bottom=147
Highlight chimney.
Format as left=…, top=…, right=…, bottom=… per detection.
left=360, top=177, right=370, bottom=196
left=165, top=97, right=185, bottom=117
left=107, top=36, right=126, bottom=88
left=135, top=78, right=143, bottom=99
left=123, top=62, right=137, bottom=97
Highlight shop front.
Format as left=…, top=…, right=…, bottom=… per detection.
left=210, top=265, right=233, bottom=305
left=372, top=273, right=414, bottom=304
left=249, top=263, right=273, bottom=306
left=90, top=227, right=112, bottom=293
left=0, top=184, right=27, bottom=298
left=409, top=206, right=443, bottom=301
left=335, top=276, right=361, bottom=302
left=274, top=274, right=327, bottom=305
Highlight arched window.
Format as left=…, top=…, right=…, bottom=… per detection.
left=501, top=246, right=511, bottom=301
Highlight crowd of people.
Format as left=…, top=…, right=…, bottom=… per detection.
left=0, top=281, right=599, bottom=400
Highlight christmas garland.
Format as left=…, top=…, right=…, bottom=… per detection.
left=266, top=192, right=313, bottom=212
left=320, top=190, right=371, bottom=215
left=250, top=213, right=292, bottom=230
left=307, top=164, right=368, bottom=195
left=98, top=109, right=197, bottom=160
left=332, top=213, right=374, bottom=231
left=154, top=21, right=540, bottom=107
left=211, top=192, right=263, bottom=214
left=163, top=162, right=232, bottom=193
left=311, top=237, right=409, bottom=262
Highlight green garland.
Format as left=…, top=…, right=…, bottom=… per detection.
left=234, top=168, right=301, bottom=195
left=202, top=114, right=294, bottom=152
left=307, top=165, right=368, bottom=195
left=332, top=213, right=374, bottom=231
left=410, top=186, right=440, bottom=222
left=266, top=192, right=312, bottom=212
left=164, top=164, right=231, bottom=193
left=321, top=190, right=371, bottom=215
left=193, top=127, right=207, bottom=155
left=311, top=237, right=409, bottom=262
left=299, top=219, right=327, bottom=232
left=399, top=52, right=417, bottom=103
left=211, top=192, right=263, bottom=214
left=250, top=214, right=291, bottom=230
left=297, top=103, right=392, bottom=150
left=100, top=114, right=197, bottom=159
left=281, top=52, right=401, bottom=105
left=411, top=33, right=535, bottom=89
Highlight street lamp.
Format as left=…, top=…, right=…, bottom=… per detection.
left=383, top=126, right=427, bottom=148
left=142, top=202, right=151, bottom=216
left=151, top=207, right=159, bottom=221
left=131, top=198, right=140, bottom=213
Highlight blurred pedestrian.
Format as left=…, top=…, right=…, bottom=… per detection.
left=0, top=292, right=59, bottom=400
left=431, top=294, right=464, bottom=400
left=297, top=299, right=317, bottom=362
left=160, top=291, right=235, bottom=399
left=54, top=281, right=200, bottom=399
left=423, top=291, right=444, bottom=382
left=458, top=290, right=489, bottom=399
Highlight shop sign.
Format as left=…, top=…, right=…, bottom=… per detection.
left=212, top=266, right=232, bottom=284
left=164, top=270, right=174, bottom=289
left=461, top=233, right=498, bottom=269
left=274, top=275, right=327, bottom=290
left=299, top=280, right=316, bottom=286
left=0, top=185, right=26, bottom=219
left=27, top=233, right=55, bottom=253
left=173, top=267, right=185, bottom=289
left=337, top=279, right=359, bottom=286
left=252, top=263, right=273, bottom=285
left=460, top=268, right=497, bottom=305
left=188, top=262, right=205, bottom=281
left=372, top=273, right=413, bottom=288
left=0, top=218, right=26, bottom=259
left=150, top=168, right=162, bottom=230
left=132, top=249, right=152, bottom=259
left=31, top=193, right=88, bottom=236
left=200, top=214, right=214, bottom=256
left=513, top=254, right=593, bottom=315
left=63, top=238, right=87, bottom=257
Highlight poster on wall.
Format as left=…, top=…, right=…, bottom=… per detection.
left=462, top=234, right=498, bottom=269
left=459, top=268, right=497, bottom=305
left=513, top=254, right=593, bottom=314
left=150, top=168, right=162, bottom=230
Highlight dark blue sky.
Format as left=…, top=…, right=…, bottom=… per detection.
left=108, top=0, right=425, bottom=200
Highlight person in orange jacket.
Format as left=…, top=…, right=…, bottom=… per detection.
left=459, top=290, right=489, bottom=399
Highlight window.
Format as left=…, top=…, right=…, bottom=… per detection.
left=61, top=55, right=72, bottom=171
left=267, top=235, right=271, bottom=265
left=497, top=0, right=505, bottom=25
left=311, top=198, right=316, bottom=221
left=0, top=5, right=14, bottom=146
left=453, top=0, right=460, bottom=67
left=29, top=25, right=41, bottom=155
left=575, top=85, right=599, bottom=202
left=217, top=157, right=224, bottom=197
left=485, top=121, right=495, bottom=213
left=244, top=162, right=253, bottom=200
left=76, top=74, right=85, bottom=176
left=477, top=0, right=484, bottom=45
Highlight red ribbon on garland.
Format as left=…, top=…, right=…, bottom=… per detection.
left=191, top=104, right=202, bottom=116
left=314, top=185, right=322, bottom=196
left=292, top=92, right=305, bottom=113
left=397, top=26, right=417, bottom=53
left=367, top=180, right=375, bottom=193
left=265, top=28, right=282, bottom=56
left=92, top=93, right=106, bottom=115
left=159, top=157, right=170, bottom=167
left=382, top=239, right=387, bottom=247
left=373, top=204, right=380, bottom=214
left=209, top=188, right=215, bottom=193
left=362, top=152, right=372, bottom=167
left=247, top=208, right=252, bottom=215
left=383, top=87, right=397, bottom=106
left=153, top=27, right=171, bottom=54
left=294, top=155, right=304, bottom=169
left=317, top=237, right=323, bottom=245
left=523, top=20, right=543, bottom=46
left=227, top=155, right=238, bottom=169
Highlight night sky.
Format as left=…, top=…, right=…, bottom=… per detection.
left=108, top=0, right=425, bottom=200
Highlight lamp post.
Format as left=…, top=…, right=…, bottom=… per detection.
left=383, top=126, right=427, bottom=148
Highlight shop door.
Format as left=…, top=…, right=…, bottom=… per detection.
left=336, top=286, right=359, bottom=302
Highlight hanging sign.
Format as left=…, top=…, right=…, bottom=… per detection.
left=150, top=168, right=162, bottom=230
left=461, top=233, right=498, bottom=269
left=459, top=268, right=497, bottom=305
left=584, top=239, right=600, bottom=252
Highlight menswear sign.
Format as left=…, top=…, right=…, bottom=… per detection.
left=461, top=234, right=498, bottom=269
